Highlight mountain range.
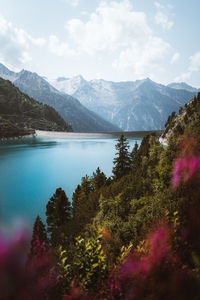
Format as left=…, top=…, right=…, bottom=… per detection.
left=50, top=76, right=199, bottom=131
left=0, top=62, right=199, bottom=132
left=0, top=63, right=120, bottom=133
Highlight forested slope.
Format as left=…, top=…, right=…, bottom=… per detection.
left=0, top=77, right=72, bottom=138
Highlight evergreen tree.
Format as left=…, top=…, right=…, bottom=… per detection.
left=81, top=175, right=92, bottom=196
left=29, top=215, right=47, bottom=260
left=72, top=184, right=82, bottom=220
left=130, top=142, right=140, bottom=170
left=138, top=134, right=154, bottom=159
left=72, top=176, right=93, bottom=233
left=91, top=167, right=107, bottom=190
left=112, top=134, right=131, bottom=180
left=46, top=188, right=72, bottom=247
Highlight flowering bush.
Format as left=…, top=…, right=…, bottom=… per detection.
left=172, top=155, right=200, bottom=189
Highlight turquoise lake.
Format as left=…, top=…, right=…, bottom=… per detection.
left=0, top=135, right=141, bottom=226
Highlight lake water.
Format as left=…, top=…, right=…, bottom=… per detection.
left=0, top=135, right=141, bottom=226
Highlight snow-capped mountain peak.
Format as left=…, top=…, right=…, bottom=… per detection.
left=48, top=75, right=199, bottom=131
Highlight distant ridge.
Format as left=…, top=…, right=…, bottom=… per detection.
left=50, top=75, right=199, bottom=131
left=167, top=82, right=199, bottom=93
left=0, top=63, right=120, bottom=133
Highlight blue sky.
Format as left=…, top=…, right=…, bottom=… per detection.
left=0, top=0, right=199, bottom=86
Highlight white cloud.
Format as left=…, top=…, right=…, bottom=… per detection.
left=170, top=52, right=180, bottom=64
left=154, top=2, right=173, bottom=10
left=154, top=2, right=174, bottom=30
left=63, top=0, right=79, bottom=7
left=29, top=36, right=46, bottom=47
left=64, top=0, right=171, bottom=78
left=175, top=51, right=200, bottom=81
left=66, top=0, right=151, bottom=55
left=155, top=11, right=174, bottom=30
left=80, top=11, right=89, bottom=16
left=0, top=15, right=45, bottom=67
left=48, top=35, right=78, bottom=56
left=189, top=51, right=200, bottom=72
left=154, top=2, right=165, bottom=9
left=113, top=36, right=170, bottom=77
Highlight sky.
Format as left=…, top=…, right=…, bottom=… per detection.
left=0, top=0, right=199, bottom=87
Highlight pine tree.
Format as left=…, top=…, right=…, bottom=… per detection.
left=130, top=142, right=140, bottom=170
left=72, top=184, right=82, bottom=220
left=72, top=176, right=94, bottom=234
left=29, top=215, right=47, bottom=260
left=46, top=188, right=72, bottom=247
left=91, top=167, right=107, bottom=190
left=112, top=134, right=131, bottom=180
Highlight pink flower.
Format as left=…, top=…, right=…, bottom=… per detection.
left=0, top=228, right=56, bottom=299
left=120, top=225, right=171, bottom=282
left=149, top=225, right=170, bottom=263
left=172, top=155, right=200, bottom=189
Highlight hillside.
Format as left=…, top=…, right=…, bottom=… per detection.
left=50, top=76, right=198, bottom=131
left=30, top=90, right=200, bottom=299
left=0, top=77, right=72, bottom=138
left=0, top=64, right=120, bottom=133
left=161, top=92, right=200, bottom=144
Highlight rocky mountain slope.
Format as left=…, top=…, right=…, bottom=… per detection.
left=160, top=92, right=200, bottom=144
left=50, top=76, right=198, bottom=131
left=0, top=77, right=72, bottom=138
left=0, top=64, right=120, bottom=133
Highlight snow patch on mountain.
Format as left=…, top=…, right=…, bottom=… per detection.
left=48, top=75, right=198, bottom=131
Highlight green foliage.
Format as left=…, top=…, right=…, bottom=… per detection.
left=73, top=234, right=108, bottom=291
left=46, top=188, right=72, bottom=247
left=72, top=169, right=107, bottom=235
left=112, top=134, right=131, bottom=180
left=91, top=167, right=107, bottom=190
left=29, top=215, right=48, bottom=260
left=57, top=246, right=74, bottom=293
left=162, top=92, right=200, bottom=142
left=72, top=175, right=93, bottom=234
left=0, top=77, right=72, bottom=138
left=130, top=141, right=140, bottom=171
left=57, top=233, right=108, bottom=293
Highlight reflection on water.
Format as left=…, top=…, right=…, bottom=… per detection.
left=0, top=138, right=58, bottom=155
left=0, top=136, right=141, bottom=225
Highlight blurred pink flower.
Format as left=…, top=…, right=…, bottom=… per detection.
left=149, top=225, right=170, bottom=263
left=172, top=155, right=200, bottom=189
left=0, top=228, right=56, bottom=299
left=120, top=225, right=171, bottom=281
left=63, top=284, right=92, bottom=300
left=118, top=225, right=199, bottom=299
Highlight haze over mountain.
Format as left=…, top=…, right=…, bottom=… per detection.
left=167, top=82, right=200, bottom=93
left=50, top=76, right=198, bottom=131
left=0, top=63, right=120, bottom=133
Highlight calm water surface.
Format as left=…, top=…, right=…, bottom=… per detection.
left=0, top=136, right=141, bottom=226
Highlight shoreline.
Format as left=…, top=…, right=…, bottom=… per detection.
left=0, top=129, right=164, bottom=141
left=35, top=129, right=163, bottom=139
left=0, top=132, right=36, bottom=142
left=35, top=130, right=114, bottom=139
